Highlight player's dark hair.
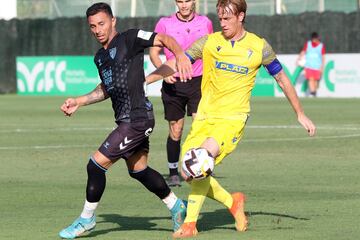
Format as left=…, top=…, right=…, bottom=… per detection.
left=216, top=0, right=247, bottom=21
left=311, top=32, right=319, bottom=39
left=86, top=2, right=113, bottom=18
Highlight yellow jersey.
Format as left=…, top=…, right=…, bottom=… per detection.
left=186, top=31, right=277, bottom=119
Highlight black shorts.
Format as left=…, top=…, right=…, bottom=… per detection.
left=161, top=75, right=202, bottom=121
left=98, top=119, right=155, bottom=161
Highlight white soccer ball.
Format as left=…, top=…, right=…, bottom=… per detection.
left=297, top=56, right=306, bottom=67
left=182, top=148, right=215, bottom=180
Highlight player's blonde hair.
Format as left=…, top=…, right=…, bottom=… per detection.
left=216, top=0, right=247, bottom=20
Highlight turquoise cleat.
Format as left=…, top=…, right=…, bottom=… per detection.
left=59, top=215, right=96, bottom=239
left=170, top=199, right=187, bottom=232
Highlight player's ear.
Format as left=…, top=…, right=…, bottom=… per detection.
left=111, top=16, right=116, bottom=28
left=238, top=12, right=245, bottom=23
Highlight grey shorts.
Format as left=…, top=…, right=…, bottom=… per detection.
left=98, top=119, right=155, bottom=161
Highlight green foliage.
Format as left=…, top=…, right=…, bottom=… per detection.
left=0, top=96, right=359, bottom=239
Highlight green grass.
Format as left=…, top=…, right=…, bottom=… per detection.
left=0, top=95, right=359, bottom=240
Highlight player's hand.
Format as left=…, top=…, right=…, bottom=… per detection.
left=175, top=53, right=192, bottom=82
left=297, top=113, right=316, bottom=137
left=60, top=98, right=79, bottom=117
left=164, top=75, right=177, bottom=84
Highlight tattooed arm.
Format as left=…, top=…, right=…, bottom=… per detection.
left=60, top=83, right=109, bottom=117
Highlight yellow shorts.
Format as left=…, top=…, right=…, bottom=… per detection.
left=181, top=115, right=248, bottom=165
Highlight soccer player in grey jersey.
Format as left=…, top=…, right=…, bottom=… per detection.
left=58, top=3, right=192, bottom=239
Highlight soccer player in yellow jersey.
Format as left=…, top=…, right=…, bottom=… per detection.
left=146, top=0, right=316, bottom=238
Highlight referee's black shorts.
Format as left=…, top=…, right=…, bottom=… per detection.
left=161, top=75, right=202, bottom=121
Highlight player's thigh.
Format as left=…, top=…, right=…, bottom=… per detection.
left=169, top=118, right=185, bottom=140
left=126, top=150, right=148, bottom=171
left=209, top=118, right=247, bottom=165
left=181, top=118, right=210, bottom=159
left=91, top=150, right=115, bottom=169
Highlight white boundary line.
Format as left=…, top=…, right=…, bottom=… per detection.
left=1, top=134, right=360, bottom=151
left=243, top=133, right=360, bottom=142
left=1, top=125, right=359, bottom=150
left=0, top=144, right=98, bottom=150
left=1, top=125, right=360, bottom=133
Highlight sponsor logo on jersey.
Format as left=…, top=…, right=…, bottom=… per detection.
left=137, top=30, right=152, bottom=40
left=215, top=61, right=248, bottom=74
left=101, top=67, right=113, bottom=91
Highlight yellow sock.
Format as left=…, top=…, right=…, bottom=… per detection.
left=184, top=177, right=211, bottom=223
left=207, top=176, right=233, bottom=209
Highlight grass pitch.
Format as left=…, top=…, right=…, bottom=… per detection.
left=0, top=95, right=359, bottom=240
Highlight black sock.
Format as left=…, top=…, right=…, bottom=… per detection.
left=167, top=136, right=180, bottom=176
left=129, top=167, right=171, bottom=200
left=86, top=159, right=107, bottom=202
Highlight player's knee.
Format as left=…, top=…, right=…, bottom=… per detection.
left=169, top=122, right=184, bottom=140
left=128, top=167, right=146, bottom=179
left=169, top=128, right=183, bottom=140
left=87, top=157, right=107, bottom=174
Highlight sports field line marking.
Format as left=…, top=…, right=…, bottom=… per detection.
left=0, top=127, right=113, bottom=133
left=243, top=133, right=360, bottom=143
left=1, top=125, right=360, bottom=133
left=0, top=144, right=97, bottom=150
left=1, top=133, right=359, bottom=150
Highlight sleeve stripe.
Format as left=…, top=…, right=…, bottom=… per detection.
left=185, top=52, right=195, bottom=64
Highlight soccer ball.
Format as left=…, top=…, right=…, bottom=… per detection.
left=182, top=148, right=215, bottom=180
left=296, top=56, right=306, bottom=67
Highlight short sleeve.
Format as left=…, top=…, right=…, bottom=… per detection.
left=206, top=18, right=214, bottom=34
left=261, top=39, right=277, bottom=66
left=125, top=29, right=157, bottom=53
left=154, top=18, right=166, bottom=33
left=186, top=35, right=208, bottom=63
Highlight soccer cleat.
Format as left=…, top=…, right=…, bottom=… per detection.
left=229, top=192, right=248, bottom=232
left=170, top=199, right=187, bottom=232
left=167, top=174, right=181, bottom=187
left=172, top=222, right=198, bottom=238
left=59, top=215, right=96, bottom=239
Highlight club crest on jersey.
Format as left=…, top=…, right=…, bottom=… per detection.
left=215, top=61, right=248, bottom=75
left=109, top=47, right=117, bottom=59
left=216, top=46, right=222, bottom=52
left=247, top=49, right=253, bottom=59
